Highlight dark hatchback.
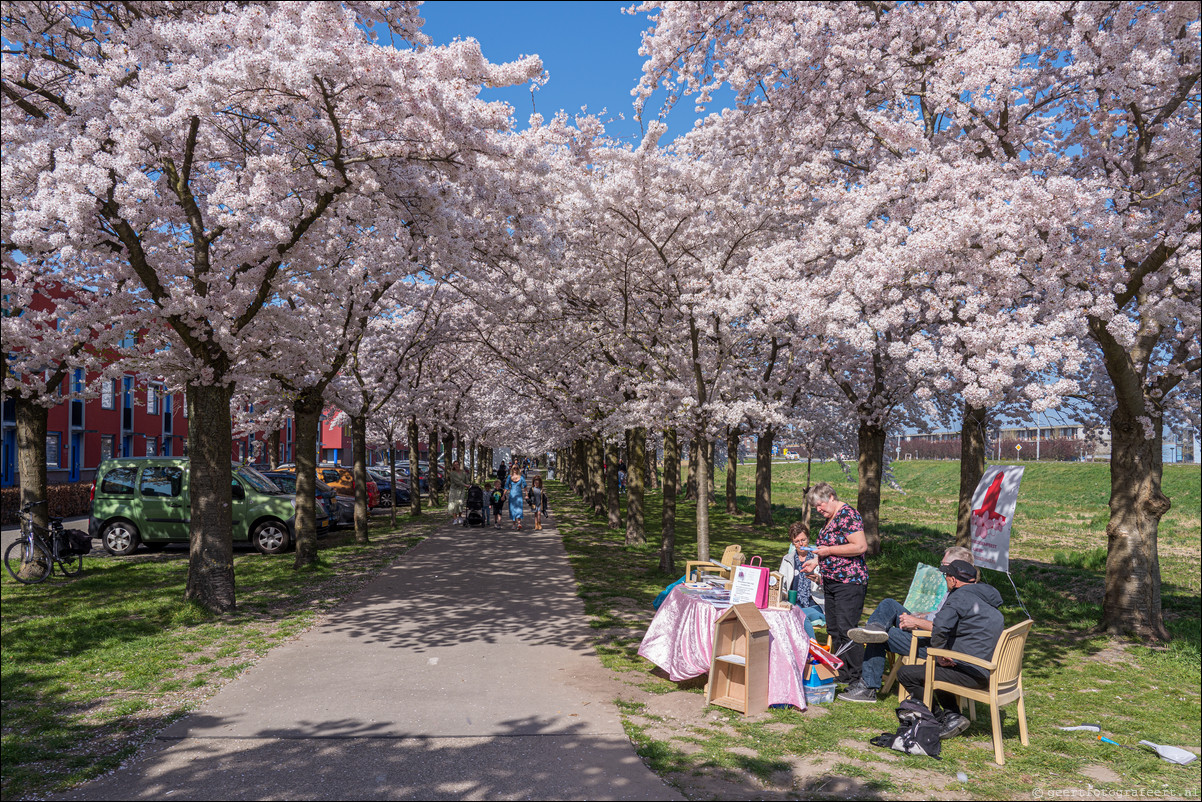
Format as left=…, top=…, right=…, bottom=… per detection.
left=367, top=467, right=411, bottom=507
left=262, top=472, right=345, bottom=528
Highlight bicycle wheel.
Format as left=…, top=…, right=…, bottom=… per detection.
left=56, top=549, right=84, bottom=577
left=5, top=539, right=52, bottom=584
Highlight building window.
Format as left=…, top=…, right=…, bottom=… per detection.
left=100, top=434, right=115, bottom=461
left=146, top=437, right=157, bottom=457
left=46, top=433, right=61, bottom=468
left=147, top=385, right=158, bottom=415
left=101, top=379, right=116, bottom=409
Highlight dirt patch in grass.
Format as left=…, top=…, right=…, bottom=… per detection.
left=1080, top=764, right=1122, bottom=783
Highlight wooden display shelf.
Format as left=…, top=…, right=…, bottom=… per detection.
left=706, top=602, right=771, bottom=716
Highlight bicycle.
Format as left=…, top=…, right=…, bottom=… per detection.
left=4, top=500, right=86, bottom=584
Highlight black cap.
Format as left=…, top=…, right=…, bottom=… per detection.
left=939, top=560, right=977, bottom=582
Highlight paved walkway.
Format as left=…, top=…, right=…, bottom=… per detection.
left=58, top=503, right=680, bottom=801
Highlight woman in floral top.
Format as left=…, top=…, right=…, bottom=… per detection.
left=801, top=482, right=869, bottom=689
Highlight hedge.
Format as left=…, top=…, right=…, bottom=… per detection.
left=0, top=483, right=92, bottom=526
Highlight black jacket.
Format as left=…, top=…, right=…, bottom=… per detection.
left=930, top=581, right=1005, bottom=679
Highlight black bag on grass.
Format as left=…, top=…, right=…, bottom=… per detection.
left=869, top=699, right=942, bottom=759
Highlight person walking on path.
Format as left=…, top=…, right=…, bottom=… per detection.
left=489, top=480, right=505, bottom=528
left=528, top=475, right=548, bottom=530
left=505, top=465, right=527, bottom=530
left=445, top=460, right=469, bottom=525
left=801, top=481, right=869, bottom=688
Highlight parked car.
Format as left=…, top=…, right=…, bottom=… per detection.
left=262, top=471, right=351, bottom=529
left=274, top=464, right=379, bottom=509
left=391, top=461, right=434, bottom=494
left=366, top=467, right=412, bottom=507
left=89, top=458, right=327, bottom=555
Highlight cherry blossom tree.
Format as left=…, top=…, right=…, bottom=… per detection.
left=3, top=1, right=541, bottom=611
left=0, top=252, right=145, bottom=567
left=635, top=1, right=1199, bottom=636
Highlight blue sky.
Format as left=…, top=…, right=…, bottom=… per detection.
left=418, top=1, right=709, bottom=144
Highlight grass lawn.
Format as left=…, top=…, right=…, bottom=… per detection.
left=0, top=514, right=441, bottom=800
left=551, top=459, right=1201, bottom=800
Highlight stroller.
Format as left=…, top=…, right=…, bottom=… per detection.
left=464, top=484, right=486, bottom=527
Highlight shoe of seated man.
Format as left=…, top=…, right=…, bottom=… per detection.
left=838, top=680, right=878, bottom=703
left=938, top=711, right=971, bottom=740
left=848, top=624, right=890, bottom=644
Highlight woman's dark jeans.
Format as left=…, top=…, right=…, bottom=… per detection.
left=823, top=580, right=868, bottom=681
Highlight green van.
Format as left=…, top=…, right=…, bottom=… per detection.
left=89, top=457, right=327, bottom=556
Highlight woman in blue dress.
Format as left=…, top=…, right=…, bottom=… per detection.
left=504, top=466, right=527, bottom=530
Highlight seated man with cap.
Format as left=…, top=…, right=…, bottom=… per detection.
left=895, top=558, right=1005, bottom=739
left=839, top=546, right=975, bottom=704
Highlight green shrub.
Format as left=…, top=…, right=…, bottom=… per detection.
left=0, top=482, right=93, bottom=525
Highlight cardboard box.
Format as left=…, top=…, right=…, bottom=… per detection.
left=806, top=660, right=838, bottom=684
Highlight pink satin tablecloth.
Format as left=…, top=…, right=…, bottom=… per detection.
left=637, top=586, right=810, bottom=710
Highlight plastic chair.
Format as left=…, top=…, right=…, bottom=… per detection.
left=685, top=544, right=744, bottom=582
left=922, top=619, right=1034, bottom=765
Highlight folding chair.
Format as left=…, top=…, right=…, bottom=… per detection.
left=685, top=544, right=744, bottom=582
left=880, top=630, right=931, bottom=702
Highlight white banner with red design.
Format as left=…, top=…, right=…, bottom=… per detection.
left=969, top=465, right=1025, bottom=572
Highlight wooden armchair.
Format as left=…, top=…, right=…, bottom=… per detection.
left=923, top=619, right=1034, bottom=765
left=685, top=545, right=744, bottom=582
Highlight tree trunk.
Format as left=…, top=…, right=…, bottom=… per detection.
left=185, top=382, right=237, bottom=611
left=725, top=426, right=739, bottom=514
left=857, top=419, right=886, bottom=557
left=292, top=390, right=322, bottom=568
left=956, top=403, right=989, bottom=548
left=268, top=428, right=281, bottom=470
left=626, top=427, right=646, bottom=546
left=647, top=432, right=660, bottom=491
left=686, top=438, right=698, bottom=500
left=442, top=428, right=454, bottom=503
left=660, top=427, right=678, bottom=573
left=351, top=414, right=370, bottom=543
left=588, top=433, right=606, bottom=515
left=574, top=439, right=587, bottom=497
left=695, top=430, right=711, bottom=563
left=388, top=443, right=398, bottom=529
left=606, top=439, right=621, bottom=529
left=1101, top=402, right=1170, bottom=640
left=804, top=453, right=814, bottom=530
left=14, top=396, right=50, bottom=578
left=427, top=424, right=441, bottom=507
left=408, top=416, right=422, bottom=517
left=578, top=440, right=587, bottom=499
left=704, top=436, right=715, bottom=504
left=755, top=427, right=773, bottom=527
